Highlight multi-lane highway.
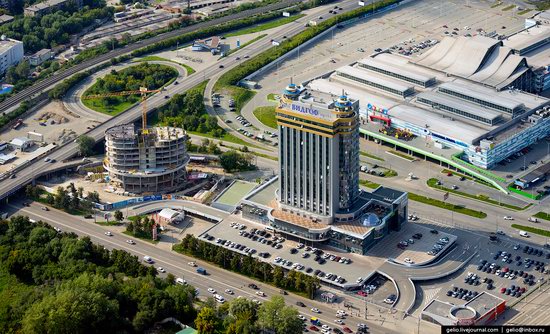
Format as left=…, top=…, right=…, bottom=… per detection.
left=0, top=0, right=364, bottom=201
left=9, top=201, right=422, bottom=334
left=0, top=0, right=303, bottom=113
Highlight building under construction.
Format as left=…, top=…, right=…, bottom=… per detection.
left=104, top=124, right=189, bottom=194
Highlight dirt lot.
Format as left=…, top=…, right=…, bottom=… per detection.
left=0, top=100, right=100, bottom=146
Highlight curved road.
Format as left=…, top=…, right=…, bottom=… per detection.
left=0, top=0, right=303, bottom=113
left=0, top=0, right=363, bottom=201
left=63, top=60, right=188, bottom=121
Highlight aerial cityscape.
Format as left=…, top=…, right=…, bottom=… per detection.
left=1, top=0, right=550, bottom=333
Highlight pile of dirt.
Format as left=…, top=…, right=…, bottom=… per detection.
left=37, top=112, right=69, bottom=124
left=55, top=129, right=77, bottom=144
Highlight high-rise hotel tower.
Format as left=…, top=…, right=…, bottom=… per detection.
left=276, top=82, right=360, bottom=221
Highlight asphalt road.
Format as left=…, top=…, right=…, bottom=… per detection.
left=0, top=0, right=363, bottom=202
left=0, top=0, right=303, bottom=113
left=9, top=201, right=405, bottom=334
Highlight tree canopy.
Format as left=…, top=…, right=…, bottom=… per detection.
left=0, top=216, right=197, bottom=333
left=219, top=150, right=256, bottom=172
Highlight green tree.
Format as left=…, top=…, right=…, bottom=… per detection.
left=257, top=296, right=301, bottom=334
left=195, top=307, right=219, bottom=334
left=114, top=210, right=123, bottom=222
left=21, top=289, right=120, bottom=334
left=77, top=135, right=95, bottom=157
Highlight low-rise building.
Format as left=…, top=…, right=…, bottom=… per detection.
left=0, top=36, right=23, bottom=76
left=29, top=48, right=53, bottom=66
left=10, top=137, right=33, bottom=152
left=0, top=14, right=14, bottom=25
left=24, top=0, right=83, bottom=17
left=191, top=36, right=220, bottom=53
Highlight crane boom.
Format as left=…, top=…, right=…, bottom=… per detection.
left=82, top=87, right=162, bottom=131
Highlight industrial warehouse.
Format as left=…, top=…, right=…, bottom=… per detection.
left=307, top=32, right=550, bottom=171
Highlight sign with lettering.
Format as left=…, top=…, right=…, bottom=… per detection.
left=291, top=104, right=319, bottom=116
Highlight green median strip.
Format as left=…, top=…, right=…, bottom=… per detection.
left=94, top=221, right=122, bottom=226
left=387, top=150, right=415, bottom=161
left=502, top=4, right=515, bottom=11
left=361, top=178, right=486, bottom=218
left=511, top=224, right=550, bottom=238
left=188, top=131, right=264, bottom=149
left=224, top=14, right=306, bottom=37
left=226, top=34, right=267, bottom=56
left=517, top=9, right=532, bottom=15
left=408, top=192, right=487, bottom=218
left=534, top=212, right=550, bottom=221
left=360, top=151, right=384, bottom=161
left=427, top=178, right=530, bottom=211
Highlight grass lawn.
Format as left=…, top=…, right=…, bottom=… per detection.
left=387, top=150, right=415, bottom=161
left=82, top=97, right=138, bottom=116
left=189, top=131, right=263, bottom=149
left=225, top=14, right=306, bottom=37
left=360, top=179, right=380, bottom=189
left=267, top=93, right=278, bottom=102
left=511, top=224, right=550, bottom=238
left=408, top=192, right=487, bottom=218
left=123, top=230, right=159, bottom=244
left=426, top=178, right=529, bottom=211
left=94, top=221, right=123, bottom=226
left=360, top=151, right=384, bottom=161
left=534, top=212, right=550, bottom=221
left=226, top=34, right=267, bottom=56
left=253, top=106, right=277, bottom=129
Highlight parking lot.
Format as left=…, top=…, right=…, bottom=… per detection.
left=416, top=237, right=550, bottom=315
left=200, top=214, right=389, bottom=288
left=352, top=273, right=398, bottom=309
left=368, top=223, right=456, bottom=266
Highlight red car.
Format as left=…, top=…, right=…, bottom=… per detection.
left=503, top=267, right=509, bottom=273
left=357, top=291, right=367, bottom=297
left=309, top=326, right=319, bottom=331
left=447, top=172, right=453, bottom=176
left=343, top=327, right=353, bottom=333
left=520, top=287, right=526, bottom=293
left=500, top=287, right=506, bottom=293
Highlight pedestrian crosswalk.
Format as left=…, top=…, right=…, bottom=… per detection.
left=422, top=288, right=441, bottom=305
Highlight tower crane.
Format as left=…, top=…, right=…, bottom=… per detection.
left=82, top=87, right=161, bottom=133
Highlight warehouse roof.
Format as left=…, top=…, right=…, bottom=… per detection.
left=504, top=24, right=550, bottom=53
left=388, top=104, right=487, bottom=144
left=438, top=81, right=523, bottom=112
left=416, top=91, right=503, bottom=123
left=335, top=66, right=414, bottom=96
left=357, top=57, right=435, bottom=85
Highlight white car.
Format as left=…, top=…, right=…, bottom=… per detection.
left=404, top=258, right=414, bottom=264
left=157, top=267, right=166, bottom=273
left=334, top=319, right=344, bottom=325
left=208, top=288, right=216, bottom=294
left=104, top=231, right=113, bottom=236
left=256, top=291, right=266, bottom=297
left=356, top=277, right=363, bottom=283
left=336, top=310, right=348, bottom=316
left=298, top=315, right=306, bottom=321
left=311, top=308, right=321, bottom=313
left=519, top=230, right=529, bottom=237
left=188, top=262, right=197, bottom=267
left=322, top=325, right=331, bottom=330
left=225, top=289, right=234, bottom=295
left=126, top=239, right=136, bottom=245
left=503, top=216, right=514, bottom=220
left=54, top=227, right=62, bottom=233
